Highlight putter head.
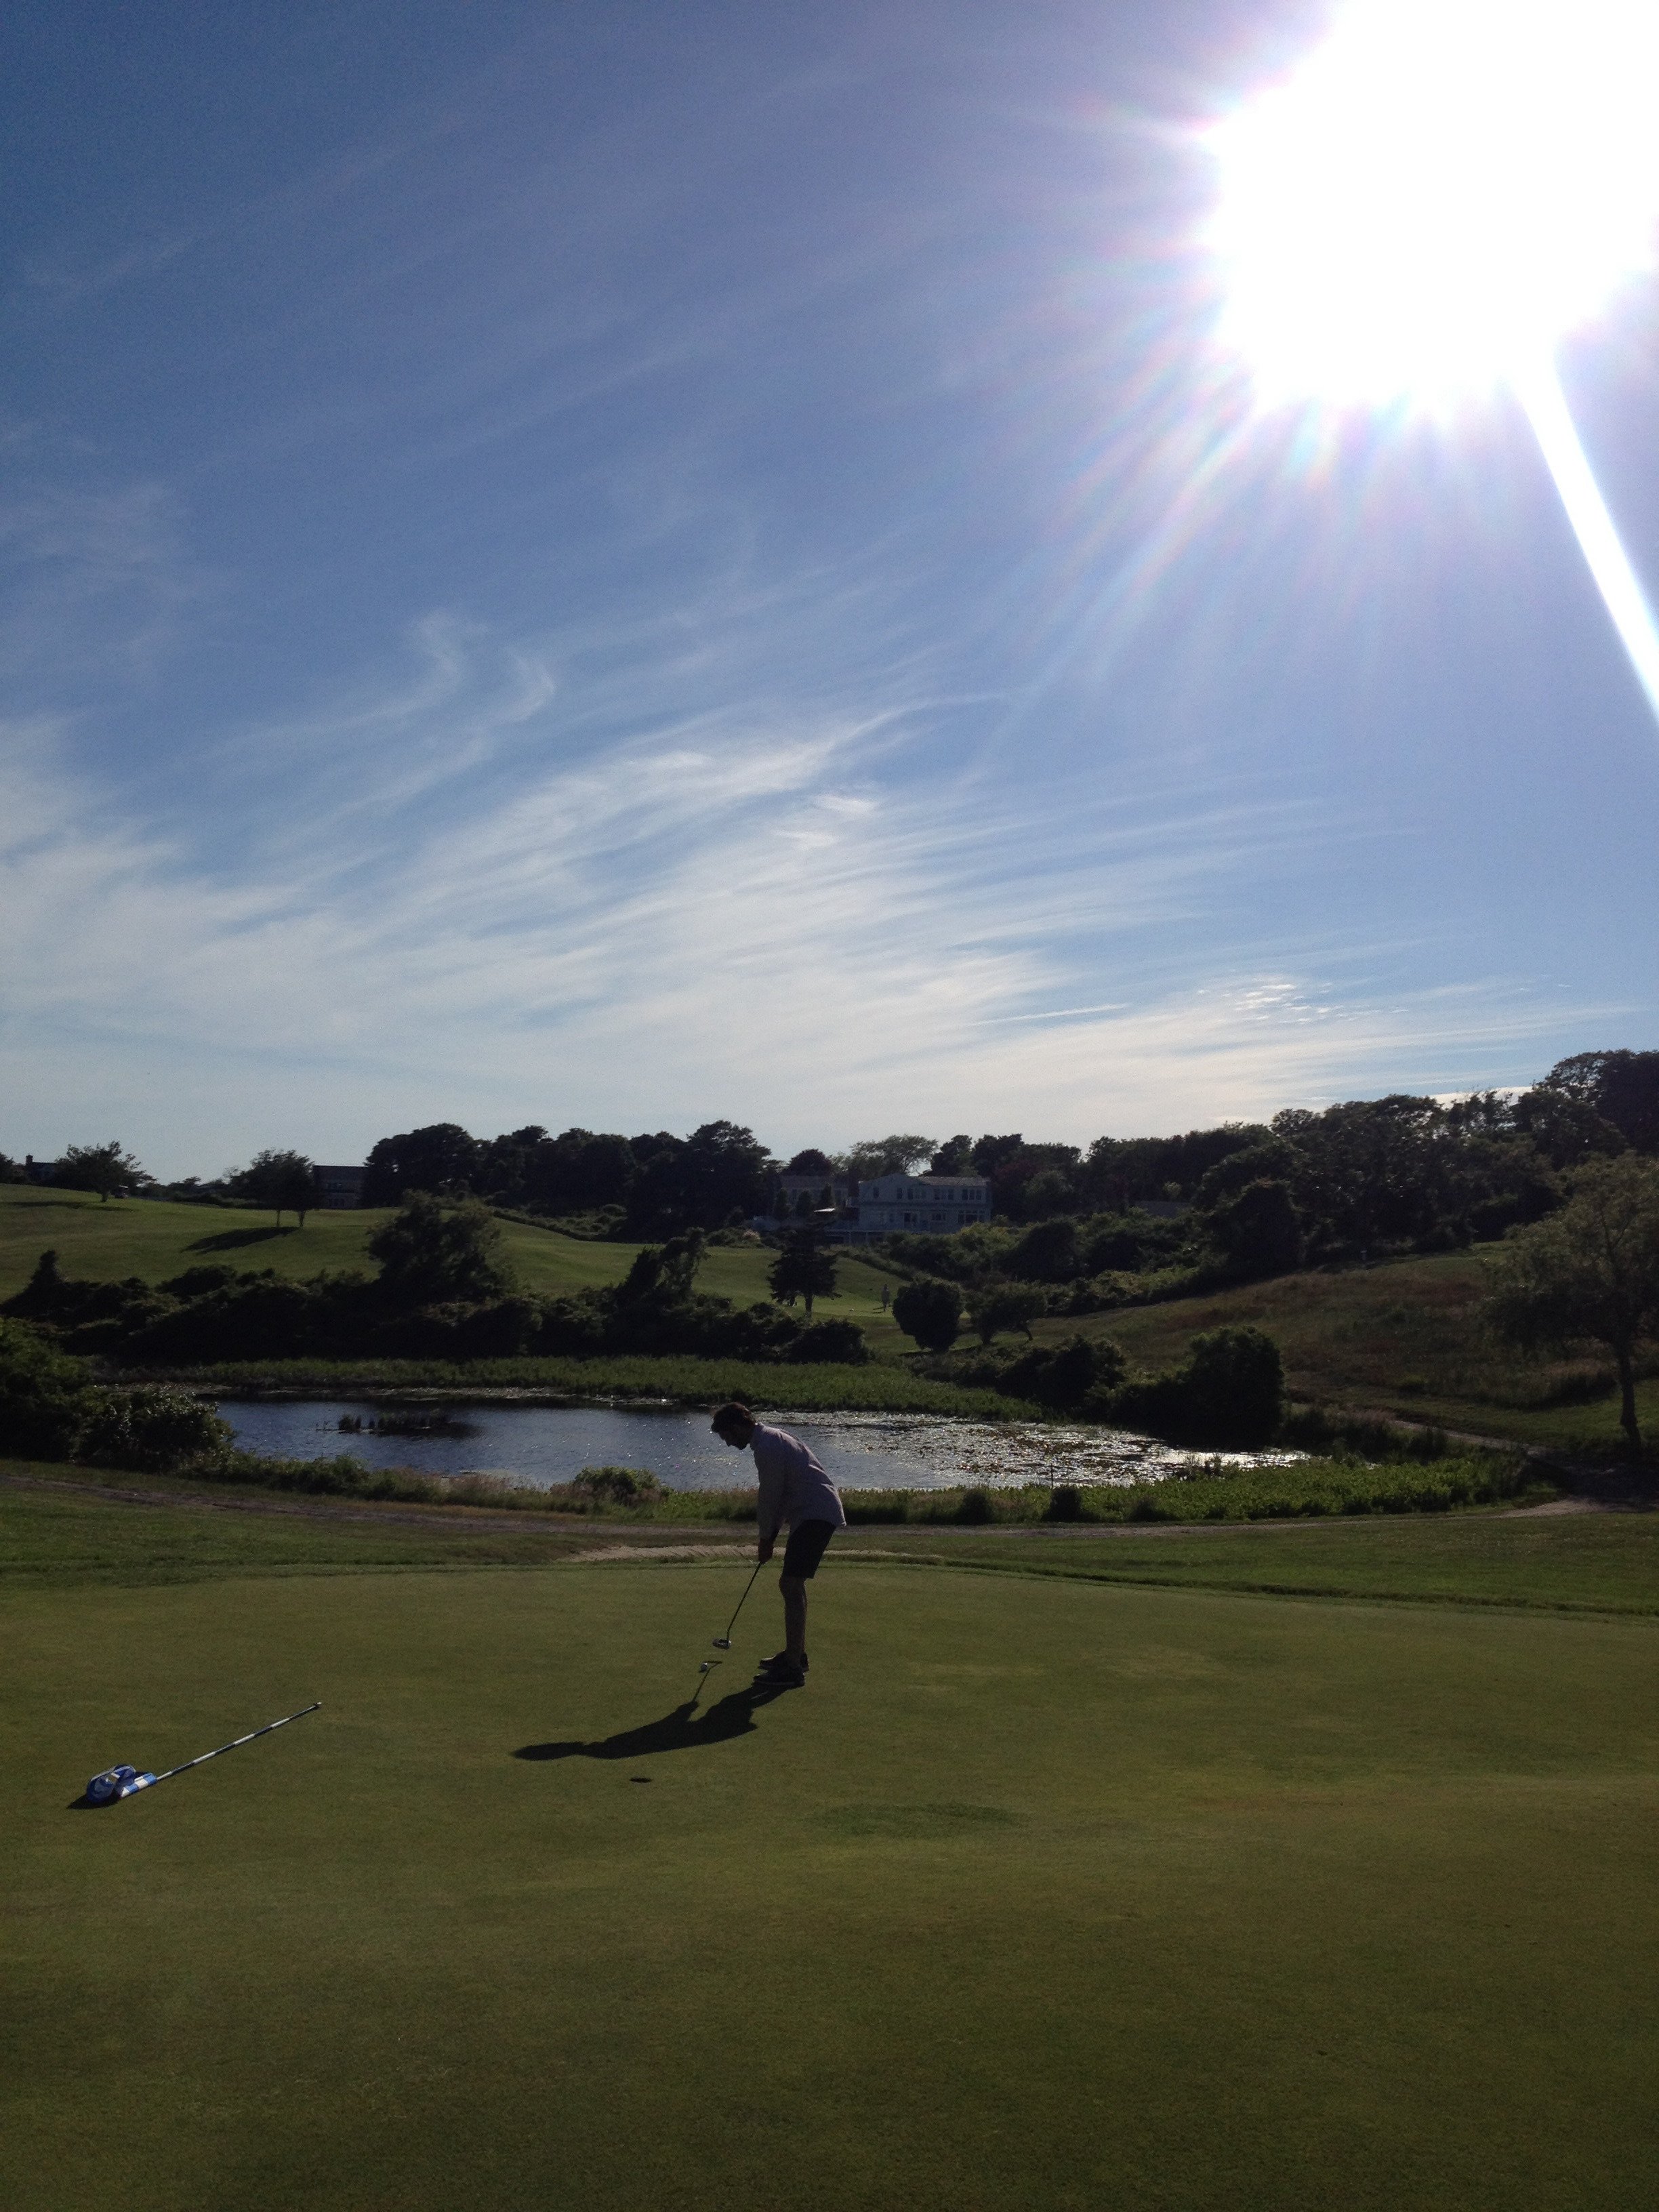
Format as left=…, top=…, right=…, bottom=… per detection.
left=85, top=1765, right=155, bottom=1806
left=712, top=1637, right=732, bottom=1650
left=698, top=1660, right=717, bottom=1674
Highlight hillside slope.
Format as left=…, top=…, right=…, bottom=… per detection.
left=1037, top=1253, right=1656, bottom=1450
left=0, top=1186, right=907, bottom=1348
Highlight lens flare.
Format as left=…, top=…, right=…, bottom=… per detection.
left=1208, top=0, right=1659, bottom=405
left=1204, top=0, right=1659, bottom=720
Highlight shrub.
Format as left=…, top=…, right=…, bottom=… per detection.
left=1000, top=1333, right=1126, bottom=1409
left=966, top=1282, right=1048, bottom=1344
left=956, top=1485, right=992, bottom=1523
left=892, top=1277, right=964, bottom=1352
left=1182, top=1326, right=1285, bottom=1446
left=1094, top=1326, right=1285, bottom=1448
left=1046, top=1484, right=1084, bottom=1521
left=785, top=1318, right=871, bottom=1364
left=78, top=1385, right=232, bottom=1473
left=571, top=1465, right=661, bottom=1506
left=0, top=1319, right=94, bottom=1458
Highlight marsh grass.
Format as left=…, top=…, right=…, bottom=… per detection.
left=144, top=1353, right=1031, bottom=1416
left=155, top=1444, right=1544, bottom=1525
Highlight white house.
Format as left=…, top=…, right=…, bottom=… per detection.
left=856, top=1172, right=991, bottom=1234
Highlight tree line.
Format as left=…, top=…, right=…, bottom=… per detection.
left=7, top=1050, right=1654, bottom=1250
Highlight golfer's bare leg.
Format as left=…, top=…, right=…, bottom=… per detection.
left=781, top=1573, right=807, bottom=1664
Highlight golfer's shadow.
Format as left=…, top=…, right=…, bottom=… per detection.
left=514, top=1681, right=789, bottom=1763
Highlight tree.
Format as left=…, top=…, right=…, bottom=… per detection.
left=930, top=1134, right=974, bottom=1174
left=519, top=1128, right=637, bottom=1216
left=769, top=1225, right=839, bottom=1318
left=842, top=1134, right=937, bottom=1183
left=966, top=1282, right=1046, bottom=1345
left=361, top=1123, right=481, bottom=1206
left=891, top=1275, right=962, bottom=1352
left=1181, top=1327, right=1285, bottom=1446
left=1202, top=1179, right=1305, bottom=1278
left=1023, top=1167, right=1074, bottom=1217
left=1537, top=1050, right=1659, bottom=1154
left=617, top=1229, right=707, bottom=1305
left=785, top=1148, right=834, bottom=1175
left=1485, top=1155, right=1659, bottom=1452
left=366, top=1193, right=514, bottom=1307
left=228, top=1149, right=318, bottom=1227
left=624, top=1122, right=770, bottom=1235
left=55, top=1141, right=147, bottom=1203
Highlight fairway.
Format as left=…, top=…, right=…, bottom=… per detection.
left=0, top=1185, right=909, bottom=1348
left=5, top=1563, right=1656, bottom=2211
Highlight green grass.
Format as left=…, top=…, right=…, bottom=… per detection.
left=0, top=1465, right=607, bottom=1584
left=12, top=1185, right=1656, bottom=1445
left=0, top=1184, right=908, bottom=1334
left=6, top=1465, right=1654, bottom=1611
left=3, top=1553, right=1656, bottom=2211
left=1044, top=1248, right=1659, bottom=1451
left=869, top=1510, right=1659, bottom=1615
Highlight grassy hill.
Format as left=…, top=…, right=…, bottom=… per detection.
left=9, top=1187, right=1650, bottom=1445
left=1036, top=1250, right=1658, bottom=1453
left=0, top=1185, right=911, bottom=1353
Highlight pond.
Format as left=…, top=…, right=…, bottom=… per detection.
left=216, top=1399, right=1304, bottom=1492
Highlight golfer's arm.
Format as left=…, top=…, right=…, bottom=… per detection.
left=754, top=1458, right=783, bottom=1544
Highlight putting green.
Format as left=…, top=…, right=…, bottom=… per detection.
left=3, top=1564, right=1656, bottom=2211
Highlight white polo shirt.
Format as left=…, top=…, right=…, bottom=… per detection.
left=748, top=1422, right=847, bottom=1541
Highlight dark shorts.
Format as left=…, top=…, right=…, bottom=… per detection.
left=781, top=1519, right=837, bottom=1579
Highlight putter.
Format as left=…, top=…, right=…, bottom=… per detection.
left=85, top=1702, right=322, bottom=1806
left=712, top=1559, right=764, bottom=1650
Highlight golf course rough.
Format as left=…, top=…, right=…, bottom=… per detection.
left=3, top=1561, right=1656, bottom=2211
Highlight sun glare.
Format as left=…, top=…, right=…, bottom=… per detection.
left=1207, top=0, right=1659, bottom=408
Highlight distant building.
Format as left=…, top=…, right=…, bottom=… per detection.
left=754, top=1166, right=993, bottom=1243
left=314, top=1164, right=366, bottom=1209
left=22, top=1154, right=54, bottom=1186
left=856, top=1173, right=991, bottom=1235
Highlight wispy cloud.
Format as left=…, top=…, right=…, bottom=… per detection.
left=0, top=597, right=1603, bottom=1176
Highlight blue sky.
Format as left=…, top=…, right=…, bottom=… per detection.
left=3, top=0, right=1656, bottom=1179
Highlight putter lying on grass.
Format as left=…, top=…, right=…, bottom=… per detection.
left=85, top=1702, right=322, bottom=1806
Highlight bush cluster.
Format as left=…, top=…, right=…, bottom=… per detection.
left=1, top=1216, right=872, bottom=1372
left=0, top=1321, right=230, bottom=1471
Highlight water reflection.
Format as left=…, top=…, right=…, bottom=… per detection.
left=218, top=1399, right=1303, bottom=1493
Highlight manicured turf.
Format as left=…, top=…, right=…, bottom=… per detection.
left=874, top=1509, right=1659, bottom=1614
left=4, top=1549, right=1657, bottom=2210
left=4, top=1467, right=1656, bottom=1612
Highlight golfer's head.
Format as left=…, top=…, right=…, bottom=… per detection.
left=711, top=1402, right=756, bottom=1448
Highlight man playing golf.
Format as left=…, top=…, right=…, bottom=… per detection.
left=710, top=1403, right=845, bottom=1687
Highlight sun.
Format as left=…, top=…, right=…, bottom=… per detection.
left=1206, top=0, right=1659, bottom=410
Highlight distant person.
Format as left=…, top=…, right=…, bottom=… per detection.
left=710, top=1402, right=846, bottom=1688
left=880, top=1284, right=890, bottom=1312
